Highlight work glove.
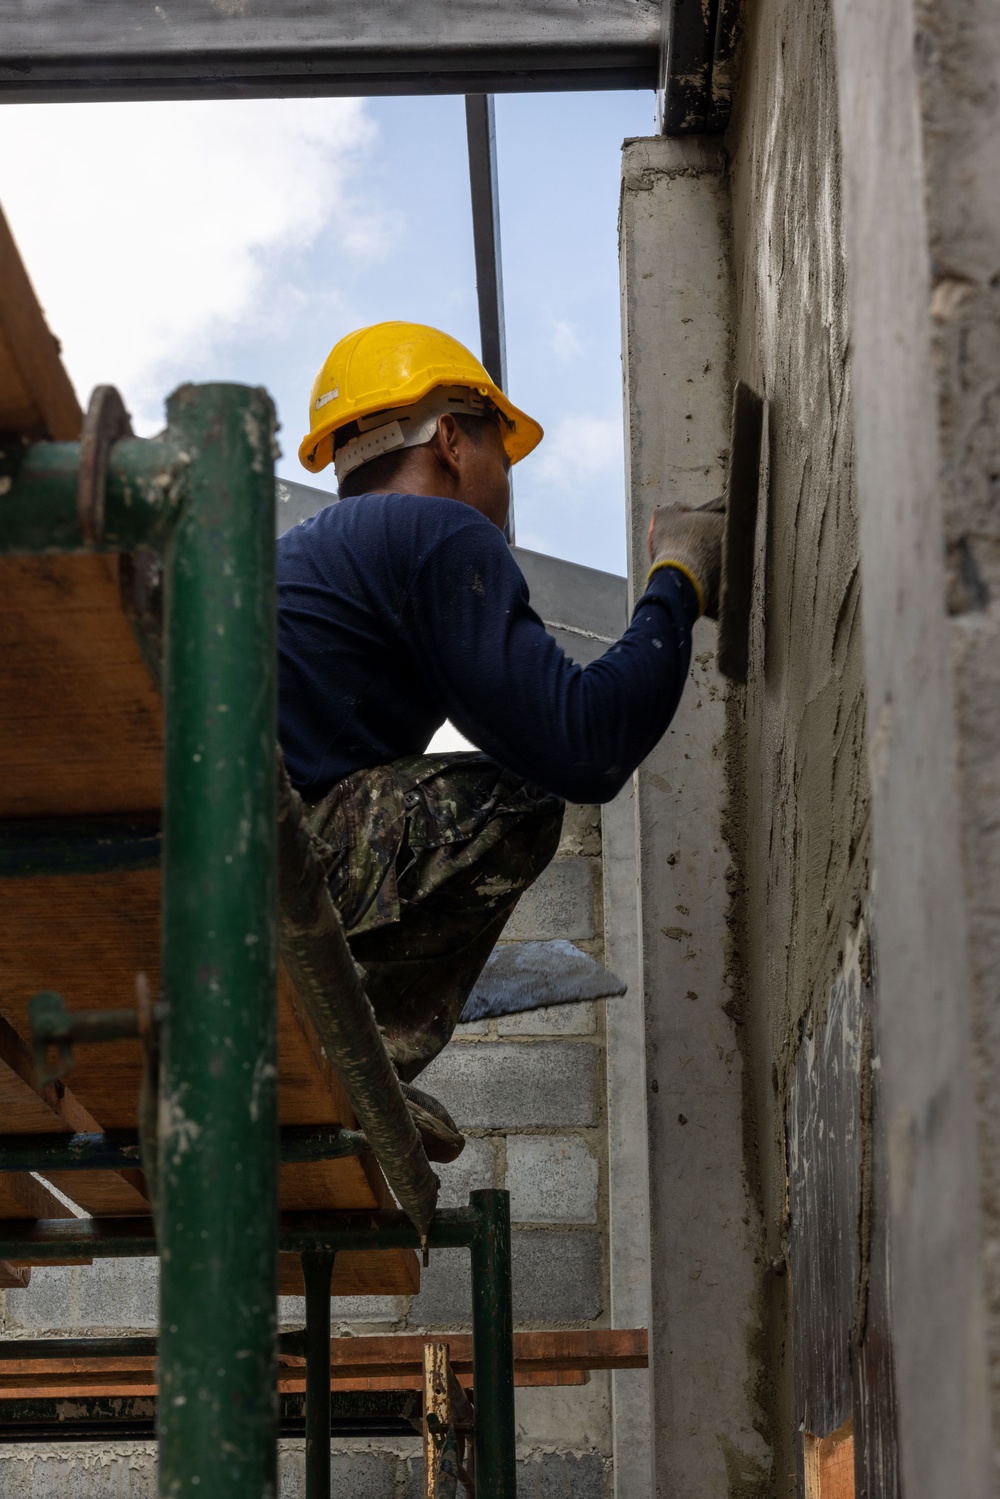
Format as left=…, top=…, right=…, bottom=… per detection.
left=647, top=502, right=724, bottom=620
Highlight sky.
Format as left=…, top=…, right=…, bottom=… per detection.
left=0, top=89, right=654, bottom=576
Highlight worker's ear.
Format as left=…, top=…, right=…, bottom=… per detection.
left=429, top=413, right=463, bottom=483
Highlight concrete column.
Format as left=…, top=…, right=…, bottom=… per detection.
left=619, top=137, right=769, bottom=1495
left=602, top=781, right=653, bottom=1499
left=831, top=0, right=996, bottom=1493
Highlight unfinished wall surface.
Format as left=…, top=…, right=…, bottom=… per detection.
left=917, top=0, right=1000, bottom=1474
left=831, top=0, right=998, bottom=1491
left=620, top=136, right=771, bottom=1498
left=723, top=0, right=872, bottom=1488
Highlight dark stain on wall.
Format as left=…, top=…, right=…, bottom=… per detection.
left=788, top=918, right=900, bottom=1497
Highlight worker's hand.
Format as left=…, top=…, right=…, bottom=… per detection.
left=647, top=504, right=724, bottom=620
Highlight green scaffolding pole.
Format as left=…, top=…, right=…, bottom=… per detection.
left=157, top=384, right=279, bottom=1497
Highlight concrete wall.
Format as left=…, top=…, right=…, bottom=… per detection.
left=722, top=0, right=872, bottom=1486
left=830, top=0, right=998, bottom=1490
left=620, top=136, right=771, bottom=1498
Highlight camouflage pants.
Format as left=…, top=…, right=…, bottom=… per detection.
left=304, top=752, right=564, bottom=1082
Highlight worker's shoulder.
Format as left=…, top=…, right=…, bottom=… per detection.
left=277, top=493, right=507, bottom=592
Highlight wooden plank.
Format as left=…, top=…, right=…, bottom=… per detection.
left=0, top=558, right=162, bottom=819
left=804, top=1418, right=856, bottom=1499
left=0, top=1371, right=589, bottom=1399
left=0, top=876, right=418, bottom=1289
left=0, top=1014, right=149, bottom=1217
left=0, top=1264, right=30, bottom=1289
left=0, top=1330, right=646, bottom=1384
left=321, top=1328, right=648, bottom=1376
left=0, top=203, right=82, bottom=442
left=0, top=1166, right=93, bottom=1268
left=0, top=1171, right=76, bottom=1221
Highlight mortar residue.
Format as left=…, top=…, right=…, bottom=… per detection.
left=723, top=0, right=872, bottom=1487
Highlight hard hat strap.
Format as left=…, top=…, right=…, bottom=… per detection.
left=333, top=385, right=497, bottom=486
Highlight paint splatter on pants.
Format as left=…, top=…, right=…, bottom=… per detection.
left=304, top=752, right=564, bottom=1082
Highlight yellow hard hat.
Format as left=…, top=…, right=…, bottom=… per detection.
left=298, top=321, right=543, bottom=476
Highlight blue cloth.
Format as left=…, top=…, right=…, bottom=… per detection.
left=277, top=493, right=698, bottom=805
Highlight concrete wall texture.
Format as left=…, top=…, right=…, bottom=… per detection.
left=724, top=0, right=871, bottom=1487
left=620, top=0, right=1000, bottom=1492
left=620, top=136, right=771, bottom=1498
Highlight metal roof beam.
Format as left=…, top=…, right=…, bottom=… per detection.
left=656, top=0, right=741, bottom=134
left=1, top=1, right=660, bottom=103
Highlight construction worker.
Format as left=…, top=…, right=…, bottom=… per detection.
left=277, top=322, right=722, bottom=1159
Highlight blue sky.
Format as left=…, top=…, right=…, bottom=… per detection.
left=0, top=90, right=653, bottom=575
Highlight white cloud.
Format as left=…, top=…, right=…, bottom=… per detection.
left=531, top=412, right=624, bottom=494
left=0, top=98, right=384, bottom=430
left=551, top=318, right=583, bottom=364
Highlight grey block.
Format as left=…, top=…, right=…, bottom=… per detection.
left=412, top=1230, right=604, bottom=1326
left=506, top=1136, right=599, bottom=1224
left=276, top=477, right=335, bottom=534
left=556, top=803, right=602, bottom=858
left=5, top=1259, right=158, bottom=1333
left=502, top=860, right=598, bottom=942
left=279, top=1295, right=409, bottom=1329
left=535, top=1451, right=606, bottom=1499
left=407, top=1247, right=472, bottom=1327
left=0, top=1448, right=156, bottom=1496
left=418, top=1043, right=599, bottom=1129
left=512, top=1231, right=603, bottom=1322
left=454, top=1017, right=490, bottom=1036
left=404, top=1454, right=474, bottom=1499
left=435, top=1136, right=498, bottom=1207
left=329, top=1450, right=399, bottom=1499
left=498, top=1001, right=597, bottom=1037
left=280, top=1446, right=403, bottom=1499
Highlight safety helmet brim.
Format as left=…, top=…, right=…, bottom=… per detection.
left=298, top=322, right=543, bottom=476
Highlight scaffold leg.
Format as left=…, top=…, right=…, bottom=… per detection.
left=470, top=1189, right=516, bottom=1499
left=302, top=1252, right=336, bottom=1499
left=157, top=384, right=279, bottom=1498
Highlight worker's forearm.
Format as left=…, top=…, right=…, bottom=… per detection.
left=419, top=552, right=699, bottom=803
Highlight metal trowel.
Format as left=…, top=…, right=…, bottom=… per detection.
left=699, top=380, right=765, bottom=684
left=460, top=939, right=626, bottom=1023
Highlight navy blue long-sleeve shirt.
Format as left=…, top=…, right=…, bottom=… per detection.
left=277, top=493, right=698, bottom=805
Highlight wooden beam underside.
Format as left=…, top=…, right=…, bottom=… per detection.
left=0, top=1329, right=648, bottom=1397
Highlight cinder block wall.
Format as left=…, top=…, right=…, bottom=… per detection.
left=0, top=804, right=616, bottom=1497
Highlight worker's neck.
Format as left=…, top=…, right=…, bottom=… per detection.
left=367, top=449, right=460, bottom=503
left=364, top=452, right=502, bottom=529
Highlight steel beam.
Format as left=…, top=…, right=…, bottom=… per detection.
left=465, top=95, right=507, bottom=394
left=0, top=1393, right=419, bottom=1443
left=302, top=1253, right=336, bottom=1499
left=470, top=1190, right=516, bottom=1499
left=464, top=92, right=514, bottom=544
left=0, top=1206, right=479, bottom=1262
left=2, top=1, right=659, bottom=103
left=0, top=1125, right=366, bottom=1174
left=0, top=816, right=161, bottom=879
left=656, top=0, right=741, bottom=134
